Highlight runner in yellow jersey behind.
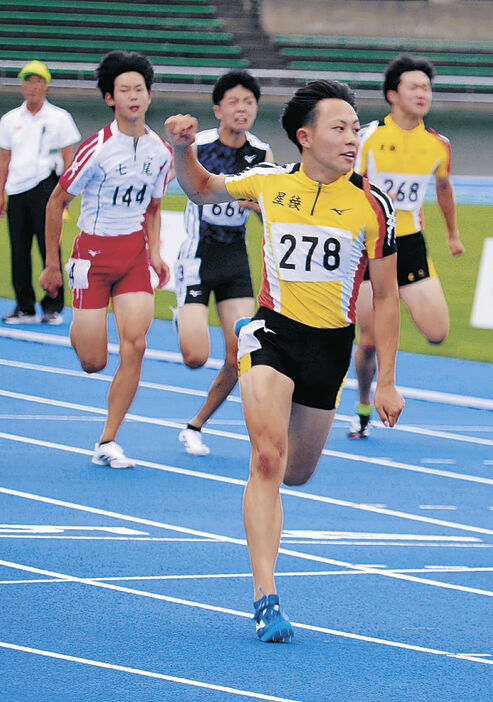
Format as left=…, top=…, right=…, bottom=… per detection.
left=165, top=80, right=404, bottom=642
left=349, top=54, right=464, bottom=439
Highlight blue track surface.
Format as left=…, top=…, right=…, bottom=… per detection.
left=0, top=296, right=492, bottom=701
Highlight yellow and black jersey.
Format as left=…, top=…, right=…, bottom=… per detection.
left=225, top=162, right=395, bottom=329
left=355, top=114, right=451, bottom=237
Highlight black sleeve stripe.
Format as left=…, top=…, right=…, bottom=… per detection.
left=369, top=185, right=396, bottom=251
left=349, top=171, right=364, bottom=189
left=369, top=182, right=394, bottom=220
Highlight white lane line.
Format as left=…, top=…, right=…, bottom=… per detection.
left=424, top=565, right=493, bottom=572
left=2, top=358, right=493, bottom=446
left=321, top=447, right=493, bottom=484
left=1, top=339, right=492, bottom=410
left=95, top=565, right=493, bottom=576
left=3, top=565, right=493, bottom=587
left=280, top=542, right=493, bottom=547
left=0, top=358, right=214, bottom=399
left=1, top=486, right=493, bottom=597
left=379, top=381, right=493, bottom=412
left=0, top=641, right=300, bottom=702
left=276, top=548, right=493, bottom=597
left=2, top=389, right=493, bottom=486
left=0, top=331, right=205, bottom=368
left=280, top=531, right=475, bottom=541
left=419, top=506, right=457, bottom=510
left=0, top=415, right=104, bottom=421
left=0, top=524, right=481, bottom=544
left=0, top=536, right=218, bottom=541
left=0, top=561, right=492, bottom=667
left=423, top=428, right=493, bottom=433
left=0, top=525, right=145, bottom=534
left=0, top=538, right=489, bottom=547
left=0, top=415, right=244, bottom=427
left=0, top=528, right=473, bottom=542
left=372, top=422, right=493, bottom=447
left=2, top=432, right=493, bottom=538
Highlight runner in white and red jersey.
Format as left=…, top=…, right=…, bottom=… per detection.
left=40, top=50, right=172, bottom=469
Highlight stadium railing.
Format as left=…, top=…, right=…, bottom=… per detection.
left=271, top=34, right=493, bottom=98
left=1, top=2, right=493, bottom=100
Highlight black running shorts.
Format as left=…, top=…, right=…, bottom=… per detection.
left=364, top=231, right=435, bottom=287
left=176, top=238, right=254, bottom=306
left=237, top=307, right=355, bottom=410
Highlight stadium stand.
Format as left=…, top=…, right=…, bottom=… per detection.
left=0, top=0, right=492, bottom=100
left=271, top=34, right=493, bottom=98
left=0, top=0, right=248, bottom=89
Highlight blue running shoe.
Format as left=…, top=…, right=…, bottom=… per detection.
left=234, top=316, right=251, bottom=338
left=253, top=593, right=294, bottom=643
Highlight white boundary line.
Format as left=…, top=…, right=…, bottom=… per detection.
left=1, top=332, right=492, bottom=411
left=1, top=482, right=493, bottom=597
left=0, top=560, right=492, bottom=667
left=2, top=388, right=493, bottom=486
left=0, top=640, right=301, bottom=702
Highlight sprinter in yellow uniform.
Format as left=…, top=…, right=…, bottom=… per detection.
left=165, top=80, right=404, bottom=643
left=349, top=54, right=464, bottom=439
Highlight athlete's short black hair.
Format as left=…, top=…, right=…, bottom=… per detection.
left=212, top=70, right=261, bottom=105
left=383, top=54, right=435, bottom=103
left=281, top=79, right=357, bottom=152
left=96, top=50, right=154, bottom=98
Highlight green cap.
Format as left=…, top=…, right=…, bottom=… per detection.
left=18, top=60, right=51, bottom=84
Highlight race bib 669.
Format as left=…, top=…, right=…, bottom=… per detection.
left=201, top=201, right=247, bottom=227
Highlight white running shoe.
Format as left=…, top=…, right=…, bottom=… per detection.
left=41, top=311, right=64, bottom=325
left=170, top=305, right=178, bottom=334
left=348, top=413, right=372, bottom=439
left=2, top=309, right=39, bottom=324
left=92, top=441, right=135, bottom=468
left=179, top=428, right=210, bottom=456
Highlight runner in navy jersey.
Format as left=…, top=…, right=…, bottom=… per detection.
left=174, top=70, right=273, bottom=457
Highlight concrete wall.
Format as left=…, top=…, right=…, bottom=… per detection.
left=261, top=1, right=493, bottom=41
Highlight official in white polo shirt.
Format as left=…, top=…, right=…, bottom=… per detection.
left=0, top=60, right=81, bottom=324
